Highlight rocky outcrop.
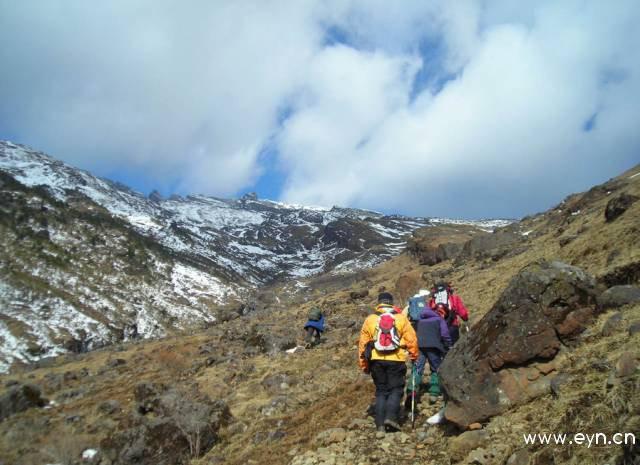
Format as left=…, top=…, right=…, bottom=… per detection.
left=605, top=193, right=638, bottom=222
left=440, top=261, right=600, bottom=428
left=598, top=285, right=640, bottom=309
left=455, top=230, right=525, bottom=263
left=101, top=383, right=231, bottom=465
left=0, top=383, right=48, bottom=420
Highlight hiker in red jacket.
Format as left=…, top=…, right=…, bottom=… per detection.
left=429, top=282, right=469, bottom=345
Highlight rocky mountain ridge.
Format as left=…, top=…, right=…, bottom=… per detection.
left=0, top=140, right=510, bottom=372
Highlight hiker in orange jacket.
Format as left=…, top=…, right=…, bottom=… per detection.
left=359, top=292, right=418, bottom=433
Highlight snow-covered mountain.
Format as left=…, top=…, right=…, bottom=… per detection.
left=0, top=140, right=511, bottom=371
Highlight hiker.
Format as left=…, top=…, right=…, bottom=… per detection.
left=408, top=302, right=451, bottom=406
left=429, top=282, right=469, bottom=345
left=358, top=292, right=418, bottom=433
left=406, top=289, right=430, bottom=330
left=304, top=307, right=324, bottom=346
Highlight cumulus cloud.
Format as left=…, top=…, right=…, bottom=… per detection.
left=278, top=0, right=640, bottom=217
left=0, top=0, right=321, bottom=194
left=0, top=0, right=639, bottom=217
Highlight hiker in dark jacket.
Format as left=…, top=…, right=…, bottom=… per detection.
left=304, top=309, right=325, bottom=346
left=406, top=304, right=451, bottom=408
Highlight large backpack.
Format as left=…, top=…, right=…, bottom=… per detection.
left=374, top=313, right=401, bottom=352
left=308, top=307, right=322, bottom=321
left=432, top=283, right=452, bottom=307
left=408, top=296, right=427, bottom=322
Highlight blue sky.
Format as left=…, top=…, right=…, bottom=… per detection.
left=0, top=0, right=639, bottom=219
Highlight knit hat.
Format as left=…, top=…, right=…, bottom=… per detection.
left=377, top=292, right=394, bottom=304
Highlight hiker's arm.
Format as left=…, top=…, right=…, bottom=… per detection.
left=453, top=295, right=469, bottom=321
left=402, top=320, right=419, bottom=361
left=358, top=318, right=373, bottom=371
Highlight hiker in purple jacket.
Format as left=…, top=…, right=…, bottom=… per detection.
left=405, top=304, right=451, bottom=408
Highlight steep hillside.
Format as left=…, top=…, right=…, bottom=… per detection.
left=0, top=159, right=637, bottom=465
left=0, top=140, right=510, bottom=371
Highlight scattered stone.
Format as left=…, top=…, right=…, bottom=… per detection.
left=559, top=235, right=578, bottom=247
left=536, top=361, right=557, bottom=375
left=97, top=400, right=121, bottom=415
left=468, top=423, right=483, bottom=431
left=0, top=383, right=48, bottom=421
left=106, top=358, right=127, bottom=368
left=506, top=449, right=532, bottom=465
left=601, top=313, right=624, bottom=336
left=629, top=321, right=640, bottom=336
left=550, top=373, right=571, bottom=398
left=349, top=290, right=369, bottom=300
left=605, top=193, right=639, bottom=222
left=316, top=428, right=347, bottom=446
left=598, top=285, right=640, bottom=309
left=615, top=352, right=639, bottom=378
left=449, top=430, right=489, bottom=462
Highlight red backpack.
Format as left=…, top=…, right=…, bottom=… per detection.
left=374, top=313, right=401, bottom=352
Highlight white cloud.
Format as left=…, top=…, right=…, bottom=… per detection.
left=1, top=0, right=639, bottom=217
left=276, top=0, right=640, bottom=217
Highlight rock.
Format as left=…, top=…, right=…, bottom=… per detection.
left=605, top=193, right=639, bottom=222
left=466, top=447, right=491, bottom=464
left=558, top=235, right=578, bottom=247
left=468, top=423, right=483, bottom=431
left=629, top=321, right=640, bottom=336
left=102, top=385, right=231, bottom=465
left=0, top=383, right=47, bottom=420
left=349, top=289, right=369, bottom=300
left=550, top=373, right=571, bottom=398
left=106, top=358, right=127, bottom=368
left=506, top=449, right=532, bottom=465
left=316, top=428, right=347, bottom=445
left=598, top=285, right=640, bottom=309
left=97, top=400, right=121, bottom=415
left=456, top=231, right=524, bottom=263
left=601, top=313, right=624, bottom=336
left=449, top=430, right=489, bottom=462
left=615, top=352, right=639, bottom=378
left=440, top=261, right=599, bottom=428
left=536, top=361, right=557, bottom=375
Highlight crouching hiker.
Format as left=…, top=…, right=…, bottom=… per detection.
left=304, top=307, right=324, bottom=347
left=359, top=292, right=418, bottom=433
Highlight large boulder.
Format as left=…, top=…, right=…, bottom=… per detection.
left=102, top=383, right=231, bottom=465
left=598, top=285, right=640, bottom=309
left=0, top=383, right=48, bottom=420
left=455, top=230, right=525, bottom=263
left=440, top=261, right=599, bottom=428
left=604, top=193, right=638, bottom=222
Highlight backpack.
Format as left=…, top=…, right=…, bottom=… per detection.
left=373, top=313, right=401, bottom=352
left=432, top=283, right=452, bottom=307
left=308, top=307, right=322, bottom=321
left=408, top=296, right=426, bottom=322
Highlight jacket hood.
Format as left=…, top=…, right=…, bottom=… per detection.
left=422, top=308, right=441, bottom=319
left=376, top=303, right=397, bottom=314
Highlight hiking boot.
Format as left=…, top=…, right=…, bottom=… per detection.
left=376, top=425, right=386, bottom=434
left=384, top=419, right=401, bottom=432
left=429, top=395, right=438, bottom=405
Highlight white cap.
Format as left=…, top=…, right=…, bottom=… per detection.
left=418, top=289, right=431, bottom=297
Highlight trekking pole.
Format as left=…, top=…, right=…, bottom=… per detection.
left=411, top=363, right=417, bottom=430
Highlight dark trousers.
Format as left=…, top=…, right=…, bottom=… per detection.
left=450, top=325, right=460, bottom=346
left=409, top=348, right=444, bottom=392
left=370, top=360, right=406, bottom=427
